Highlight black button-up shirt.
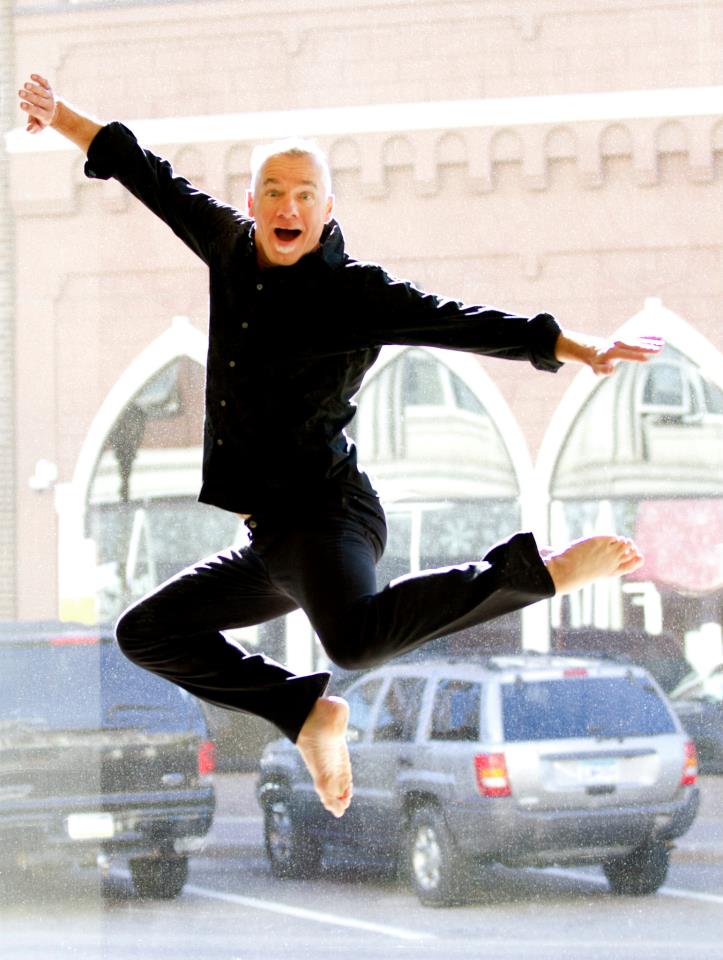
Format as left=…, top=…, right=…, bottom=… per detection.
left=85, top=123, right=562, bottom=516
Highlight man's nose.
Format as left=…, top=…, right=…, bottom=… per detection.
left=278, top=197, right=299, bottom=217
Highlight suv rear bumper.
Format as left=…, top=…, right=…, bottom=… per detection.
left=448, top=786, right=700, bottom=866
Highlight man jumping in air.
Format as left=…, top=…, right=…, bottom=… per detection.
left=19, top=74, right=659, bottom=818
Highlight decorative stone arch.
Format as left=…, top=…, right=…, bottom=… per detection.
left=534, top=298, right=723, bottom=647
left=537, top=297, right=723, bottom=503
left=355, top=343, right=536, bottom=520
left=55, top=316, right=207, bottom=622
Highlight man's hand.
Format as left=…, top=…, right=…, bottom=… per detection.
left=18, top=74, right=57, bottom=134
left=18, top=74, right=102, bottom=153
left=555, top=330, right=664, bottom=376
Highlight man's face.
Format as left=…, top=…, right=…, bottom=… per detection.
left=247, top=153, right=334, bottom=268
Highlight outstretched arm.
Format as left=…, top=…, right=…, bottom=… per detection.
left=18, top=74, right=101, bottom=153
left=17, top=73, right=245, bottom=265
left=554, top=329, right=664, bottom=375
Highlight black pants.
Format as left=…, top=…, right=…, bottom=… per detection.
left=115, top=490, right=554, bottom=742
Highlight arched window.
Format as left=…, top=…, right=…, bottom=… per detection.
left=546, top=321, right=723, bottom=688
left=85, top=356, right=240, bottom=622
left=348, top=347, right=524, bottom=651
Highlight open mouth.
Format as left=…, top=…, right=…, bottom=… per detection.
left=274, top=228, right=302, bottom=243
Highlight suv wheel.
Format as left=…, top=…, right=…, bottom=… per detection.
left=263, top=794, right=322, bottom=879
left=603, top=842, right=670, bottom=896
left=129, top=855, right=189, bottom=900
left=407, top=807, right=466, bottom=906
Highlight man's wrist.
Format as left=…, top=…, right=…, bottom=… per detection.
left=49, top=98, right=62, bottom=129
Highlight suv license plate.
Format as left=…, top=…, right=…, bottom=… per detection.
left=66, top=812, right=115, bottom=840
left=576, top=758, right=620, bottom=785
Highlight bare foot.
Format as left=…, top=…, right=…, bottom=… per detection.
left=543, top=535, right=644, bottom=595
left=296, top=696, right=352, bottom=819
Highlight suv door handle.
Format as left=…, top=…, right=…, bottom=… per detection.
left=398, top=757, right=413, bottom=768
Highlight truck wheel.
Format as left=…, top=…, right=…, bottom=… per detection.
left=603, top=842, right=670, bottom=896
left=263, top=794, right=321, bottom=879
left=129, top=855, right=189, bottom=900
left=407, top=807, right=467, bottom=906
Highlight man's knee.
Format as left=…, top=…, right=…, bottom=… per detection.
left=318, top=631, right=379, bottom=672
left=115, top=602, right=157, bottom=661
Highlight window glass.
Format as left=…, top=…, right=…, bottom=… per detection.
left=642, top=363, right=685, bottom=407
left=704, top=378, right=723, bottom=415
left=429, top=680, right=481, bottom=741
left=402, top=350, right=445, bottom=405
left=501, top=675, right=676, bottom=741
left=0, top=638, right=192, bottom=732
left=451, top=373, right=485, bottom=413
left=346, top=678, right=383, bottom=739
left=373, top=677, right=426, bottom=741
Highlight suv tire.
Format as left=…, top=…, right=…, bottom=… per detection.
left=603, top=841, right=670, bottom=895
left=263, top=793, right=322, bottom=879
left=129, top=855, right=189, bottom=899
left=407, top=807, right=467, bottom=906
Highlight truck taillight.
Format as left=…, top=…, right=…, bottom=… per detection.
left=680, top=740, right=698, bottom=786
left=198, top=740, right=216, bottom=777
left=474, top=753, right=511, bottom=797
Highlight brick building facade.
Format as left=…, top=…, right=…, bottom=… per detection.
left=7, top=0, right=723, bottom=675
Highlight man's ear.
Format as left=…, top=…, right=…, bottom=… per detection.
left=324, top=193, right=335, bottom=223
left=246, top=189, right=255, bottom=218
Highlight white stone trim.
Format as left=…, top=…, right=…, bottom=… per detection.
left=8, top=86, right=723, bottom=154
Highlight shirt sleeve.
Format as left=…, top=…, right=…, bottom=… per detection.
left=355, top=264, right=563, bottom=373
left=84, top=122, right=247, bottom=265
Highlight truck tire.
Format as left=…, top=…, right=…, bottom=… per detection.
left=407, top=806, right=467, bottom=906
left=603, top=842, right=670, bottom=896
left=129, top=855, right=189, bottom=900
left=263, top=794, right=322, bottom=879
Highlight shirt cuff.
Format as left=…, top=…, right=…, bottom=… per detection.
left=528, top=312, right=563, bottom=373
left=84, top=121, right=139, bottom=181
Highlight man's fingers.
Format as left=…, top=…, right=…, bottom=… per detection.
left=22, top=81, right=52, bottom=104
left=601, top=337, right=664, bottom=364
left=30, top=73, right=51, bottom=90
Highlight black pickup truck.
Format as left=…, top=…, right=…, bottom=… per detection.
left=0, top=621, right=215, bottom=898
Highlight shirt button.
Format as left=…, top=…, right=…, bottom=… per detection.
left=217, top=438, right=224, bottom=446
left=241, top=322, right=249, bottom=329
left=229, top=360, right=236, bottom=368
left=256, top=283, right=263, bottom=291
left=220, top=400, right=227, bottom=407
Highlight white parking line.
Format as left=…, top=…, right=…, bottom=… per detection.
left=185, top=884, right=437, bottom=941
left=542, top=867, right=723, bottom=905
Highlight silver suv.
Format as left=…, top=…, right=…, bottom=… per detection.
left=257, top=655, right=699, bottom=905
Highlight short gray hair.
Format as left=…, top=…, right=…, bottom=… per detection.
left=249, top=138, right=333, bottom=197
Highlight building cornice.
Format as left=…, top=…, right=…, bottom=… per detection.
left=7, top=87, right=723, bottom=212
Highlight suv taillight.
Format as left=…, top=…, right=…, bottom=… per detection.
left=680, top=740, right=698, bottom=786
left=474, top=753, right=511, bottom=797
left=198, top=740, right=216, bottom=777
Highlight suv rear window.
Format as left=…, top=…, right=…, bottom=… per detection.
left=501, top=674, right=676, bottom=741
left=0, top=639, right=192, bottom=733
